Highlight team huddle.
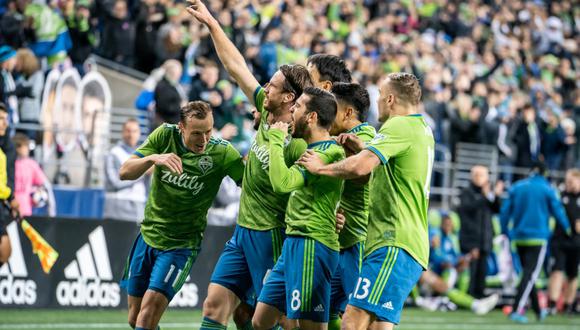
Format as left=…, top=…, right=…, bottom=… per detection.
left=117, top=1, right=434, bottom=330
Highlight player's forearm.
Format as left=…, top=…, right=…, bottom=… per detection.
left=206, top=20, right=251, bottom=88
left=317, top=158, right=369, bottom=180
left=120, top=156, right=156, bottom=181
left=269, top=131, right=303, bottom=193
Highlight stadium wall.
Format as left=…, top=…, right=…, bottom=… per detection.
left=0, top=218, right=233, bottom=309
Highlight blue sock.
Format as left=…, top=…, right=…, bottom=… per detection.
left=201, top=317, right=227, bottom=330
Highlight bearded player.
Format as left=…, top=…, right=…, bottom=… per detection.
left=119, top=101, right=244, bottom=330
left=299, top=73, right=434, bottom=330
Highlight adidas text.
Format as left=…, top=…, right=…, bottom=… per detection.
left=56, top=278, right=120, bottom=307
left=168, top=282, right=198, bottom=307
left=0, top=275, right=37, bottom=305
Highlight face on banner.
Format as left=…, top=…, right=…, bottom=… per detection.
left=41, top=69, right=61, bottom=156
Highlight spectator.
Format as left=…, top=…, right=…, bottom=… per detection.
left=513, top=104, right=541, bottom=174
left=541, top=109, right=569, bottom=171
left=188, top=60, right=222, bottom=110
left=430, top=213, right=469, bottom=292
left=0, top=45, right=18, bottom=125
left=548, top=169, right=580, bottom=315
left=153, top=59, right=185, bottom=128
left=14, top=48, right=43, bottom=139
left=64, top=0, right=96, bottom=75
left=13, top=133, right=53, bottom=217
left=100, top=0, right=136, bottom=67
left=103, top=118, right=147, bottom=222
left=134, top=0, right=167, bottom=73
left=456, top=165, right=503, bottom=299
left=500, top=162, right=571, bottom=324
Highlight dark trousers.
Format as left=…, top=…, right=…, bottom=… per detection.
left=512, top=244, right=547, bottom=316
left=468, top=250, right=489, bottom=299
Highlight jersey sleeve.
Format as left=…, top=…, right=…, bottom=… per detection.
left=365, top=118, right=411, bottom=165
left=268, top=129, right=305, bottom=193
left=134, top=125, right=167, bottom=158
left=223, top=143, right=245, bottom=185
left=284, top=138, right=308, bottom=164
left=253, top=86, right=267, bottom=115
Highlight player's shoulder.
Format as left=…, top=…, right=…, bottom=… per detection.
left=351, top=123, right=376, bottom=141
left=312, top=140, right=345, bottom=161
left=208, top=136, right=233, bottom=150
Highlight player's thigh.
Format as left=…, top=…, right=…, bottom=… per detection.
left=285, top=237, right=339, bottom=323
left=149, top=247, right=198, bottom=302
left=333, top=242, right=364, bottom=313
left=0, top=234, right=11, bottom=263
left=257, top=250, right=287, bottom=318
left=120, top=234, right=152, bottom=298
left=204, top=283, right=241, bottom=320
left=245, top=227, right=286, bottom=296
left=253, top=302, right=284, bottom=330
left=348, top=246, right=422, bottom=325
left=136, top=289, right=169, bottom=328
left=210, top=226, right=253, bottom=301
left=341, top=304, right=374, bottom=330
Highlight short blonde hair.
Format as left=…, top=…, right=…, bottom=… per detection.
left=16, top=48, right=39, bottom=77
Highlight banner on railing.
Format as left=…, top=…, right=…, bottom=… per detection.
left=0, top=217, right=233, bottom=309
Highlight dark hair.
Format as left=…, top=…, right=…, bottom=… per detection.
left=180, top=101, right=212, bottom=121
left=12, top=132, right=29, bottom=148
left=387, top=72, right=422, bottom=106
left=303, top=87, right=337, bottom=129
left=307, top=54, right=352, bottom=83
left=530, top=161, right=547, bottom=176
left=0, top=102, right=6, bottom=114
left=331, top=82, right=370, bottom=122
left=279, top=64, right=313, bottom=99
left=83, top=81, right=105, bottom=100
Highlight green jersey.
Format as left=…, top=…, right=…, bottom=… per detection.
left=237, top=87, right=308, bottom=230
left=364, top=115, right=435, bottom=269
left=268, top=129, right=345, bottom=251
left=135, top=124, right=244, bottom=250
left=338, top=123, right=376, bottom=249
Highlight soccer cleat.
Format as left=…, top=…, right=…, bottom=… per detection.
left=472, top=294, right=499, bottom=315
left=537, top=309, right=549, bottom=322
left=509, top=312, right=529, bottom=324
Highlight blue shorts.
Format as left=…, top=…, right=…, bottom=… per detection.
left=258, top=236, right=339, bottom=322
left=348, top=246, right=423, bottom=324
left=120, top=233, right=198, bottom=302
left=330, top=242, right=365, bottom=314
left=210, top=225, right=285, bottom=306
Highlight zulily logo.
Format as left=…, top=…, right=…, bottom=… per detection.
left=160, top=170, right=204, bottom=196
left=250, top=140, right=270, bottom=170
left=0, top=222, right=37, bottom=305
left=55, top=227, right=120, bottom=307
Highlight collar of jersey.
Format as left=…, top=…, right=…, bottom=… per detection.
left=347, top=122, right=369, bottom=133
left=407, top=114, right=422, bottom=117
left=308, top=140, right=337, bottom=149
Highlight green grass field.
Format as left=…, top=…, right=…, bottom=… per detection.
left=0, top=308, right=577, bottom=330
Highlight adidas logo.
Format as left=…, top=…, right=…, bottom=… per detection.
left=382, top=301, right=394, bottom=310
left=314, top=304, right=325, bottom=312
left=55, top=226, right=120, bottom=307
left=0, top=222, right=37, bottom=305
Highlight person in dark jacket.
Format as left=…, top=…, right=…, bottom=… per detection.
left=99, top=0, right=135, bottom=67
left=548, top=169, right=580, bottom=315
left=152, top=60, right=185, bottom=128
left=0, top=103, right=18, bottom=266
left=456, top=165, right=503, bottom=299
left=500, top=162, right=571, bottom=324
left=513, top=104, right=541, bottom=175
left=65, top=0, right=95, bottom=75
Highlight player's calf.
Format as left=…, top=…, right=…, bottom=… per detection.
left=135, top=290, right=168, bottom=329
left=128, top=295, right=142, bottom=329
left=202, top=283, right=241, bottom=327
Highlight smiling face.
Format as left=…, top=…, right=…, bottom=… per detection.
left=290, top=93, right=312, bottom=138
left=179, top=113, right=214, bottom=154
left=263, top=71, right=291, bottom=113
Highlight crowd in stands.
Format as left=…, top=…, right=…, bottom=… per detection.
left=1, top=0, right=578, bottom=178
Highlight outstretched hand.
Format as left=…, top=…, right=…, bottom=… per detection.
left=296, top=150, right=324, bottom=175
left=186, top=0, right=215, bottom=26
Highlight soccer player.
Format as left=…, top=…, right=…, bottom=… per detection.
left=298, top=73, right=435, bottom=330
left=325, top=83, right=375, bottom=329
left=118, top=101, right=244, bottom=330
left=253, top=87, right=344, bottom=330
left=186, top=1, right=314, bottom=329
left=307, top=54, right=352, bottom=91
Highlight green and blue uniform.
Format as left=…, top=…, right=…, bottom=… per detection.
left=258, top=128, right=344, bottom=322
left=210, top=86, right=307, bottom=303
left=349, top=114, right=434, bottom=324
left=120, top=124, right=244, bottom=301
left=330, top=122, right=376, bottom=314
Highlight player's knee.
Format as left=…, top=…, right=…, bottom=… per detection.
left=251, top=316, right=271, bottom=330
left=233, top=303, right=253, bottom=327
left=0, top=240, right=11, bottom=263
left=202, top=295, right=223, bottom=318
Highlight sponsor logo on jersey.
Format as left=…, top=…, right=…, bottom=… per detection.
left=250, top=140, right=270, bottom=170
left=198, top=156, right=213, bottom=174
left=160, top=170, right=204, bottom=195
left=56, top=227, right=120, bottom=307
left=382, top=301, right=394, bottom=310
left=314, top=304, right=325, bottom=312
left=0, top=222, right=37, bottom=305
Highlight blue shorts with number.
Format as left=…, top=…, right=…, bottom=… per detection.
left=120, top=233, right=198, bottom=302
left=348, top=246, right=423, bottom=324
left=210, top=225, right=285, bottom=306
left=330, top=242, right=365, bottom=314
left=258, top=236, right=339, bottom=322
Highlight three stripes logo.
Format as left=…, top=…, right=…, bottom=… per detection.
left=55, top=226, right=120, bottom=307
left=0, top=222, right=37, bottom=305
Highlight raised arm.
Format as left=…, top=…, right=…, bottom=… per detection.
left=186, top=0, right=261, bottom=103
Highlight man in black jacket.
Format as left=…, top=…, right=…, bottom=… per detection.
left=456, top=165, right=503, bottom=298
left=0, top=103, right=18, bottom=266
